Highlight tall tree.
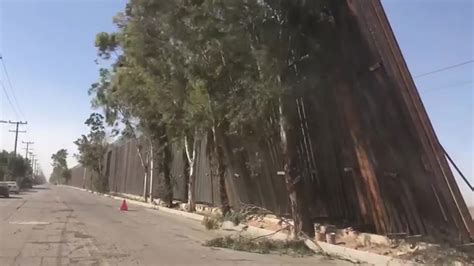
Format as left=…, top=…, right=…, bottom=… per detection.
left=0, top=151, right=31, bottom=182
left=51, top=149, right=68, bottom=169
left=50, top=149, right=70, bottom=184
left=74, top=113, right=109, bottom=192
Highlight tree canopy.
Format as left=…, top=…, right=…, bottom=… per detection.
left=0, top=150, right=32, bottom=182
left=50, top=149, right=70, bottom=184
left=74, top=113, right=109, bottom=192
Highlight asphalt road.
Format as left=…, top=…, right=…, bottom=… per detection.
left=0, top=185, right=350, bottom=265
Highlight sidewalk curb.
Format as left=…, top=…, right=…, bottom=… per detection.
left=60, top=185, right=204, bottom=222
left=60, top=185, right=419, bottom=265
left=308, top=240, right=419, bottom=265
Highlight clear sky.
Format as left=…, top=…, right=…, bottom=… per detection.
left=0, top=0, right=472, bottom=205
left=0, top=0, right=127, bottom=176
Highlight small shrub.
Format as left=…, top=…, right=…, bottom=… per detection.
left=93, top=175, right=108, bottom=193
left=202, top=215, right=221, bottom=230
left=223, top=211, right=247, bottom=225
left=204, top=236, right=315, bottom=256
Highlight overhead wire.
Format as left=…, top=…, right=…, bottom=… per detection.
left=0, top=55, right=25, bottom=119
left=414, top=59, right=474, bottom=79
left=0, top=79, right=20, bottom=119
left=414, top=61, right=473, bottom=191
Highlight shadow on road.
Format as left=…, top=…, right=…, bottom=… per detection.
left=21, top=189, right=38, bottom=193
left=1, top=195, right=22, bottom=200
left=32, top=186, right=50, bottom=190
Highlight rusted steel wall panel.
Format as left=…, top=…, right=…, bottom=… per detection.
left=169, top=144, right=187, bottom=201
left=194, top=134, right=220, bottom=205
left=222, top=131, right=290, bottom=215
left=343, top=0, right=473, bottom=241
left=69, top=165, right=85, bottom=188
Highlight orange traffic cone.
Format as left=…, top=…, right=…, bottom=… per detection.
left=120, top=200, right=128, bottom=211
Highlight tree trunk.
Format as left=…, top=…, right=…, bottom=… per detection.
left=82, top=168, right=87, bottom=189
left=162, top=139, right=173, bottom=207
left=137, top=144, right=149, bottom=202
left=142, top=167, right=149, bottom=201
left=149, top=144, right=154, bottom=202
left=279, top=96, right=315, bottom=238
left=212, top=126, right=231, bottom=216
left=184, top=133, right=198, bottom=212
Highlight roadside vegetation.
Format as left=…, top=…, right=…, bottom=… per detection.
left=0, top=150, right=30, bottom=181
left=49, top=149, right=70, bottom=185
left=201, top=215, right=221, bottom=230
left=74, top=113, right=109, bottom=192
left=0, top=150, right=44, bottom=186
left=204, top=236, right=314, bottom=256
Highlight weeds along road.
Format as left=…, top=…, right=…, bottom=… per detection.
left=0, top=185, right=351, bottom=265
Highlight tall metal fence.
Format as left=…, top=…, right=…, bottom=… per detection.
left=69, top=134, right=291, bottom=214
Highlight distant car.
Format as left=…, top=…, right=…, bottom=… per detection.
left=0, top=181, right=19, bottom=194
left=6, top=181, right=19, bottom=194
left=0, top=183, right=9, bottom=198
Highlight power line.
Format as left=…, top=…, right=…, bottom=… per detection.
left=0, top=79, right=19, bottom=118
left=0, top=55, right=25, bottom=118
left=414, top=59, right=474, bottom=79
left=22, top=141, right=34, bottom=159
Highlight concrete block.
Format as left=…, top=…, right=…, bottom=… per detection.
left=311, top=240, right=420, bottom=265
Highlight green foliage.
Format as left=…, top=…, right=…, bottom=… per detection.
left=90, top=0, right=337, bottom=141
left=89, top=0, right=289, bottom=143
left=204, top=236, right=314, bottom=256
left=223, top=211, right=248, bottom=226
left=0, top=150, right=32, bottom=181
left=51, top=149, right=68, bottom=169
left=201, top=215, right=222, bottom=230
left=95, top=32, right=120, bottom=60
left=7, top=156, right=30, bottom=180
left=50, top=149, right=70, bottom=184
left=74, top=113, right=109, bottom=192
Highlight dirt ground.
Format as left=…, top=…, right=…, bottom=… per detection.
left=245, top=216, right=474, bottom=265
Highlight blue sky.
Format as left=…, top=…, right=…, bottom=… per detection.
left=0, top=0, right=472, bottom=205
left=0, top=0, right=127, bottom=175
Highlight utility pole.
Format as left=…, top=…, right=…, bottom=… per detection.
left=33, top=159, right=37, bottom=177
left=8, top=120, right=27, bottom=156
left=29, top=153, right=36, bottom=177
left=22, top=141, right=34, bottom=159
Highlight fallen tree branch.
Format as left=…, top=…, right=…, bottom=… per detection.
left=250, top=225, right=291, bottom=241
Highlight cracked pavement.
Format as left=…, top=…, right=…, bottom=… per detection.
left=0, top=185, right=350, bottom=265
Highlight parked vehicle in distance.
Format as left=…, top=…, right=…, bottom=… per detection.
left=0, top=183, right=9, bottom=198
left=6, top=181, right=19, bottom=194
left=0, top=181, right=20, bottom=194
